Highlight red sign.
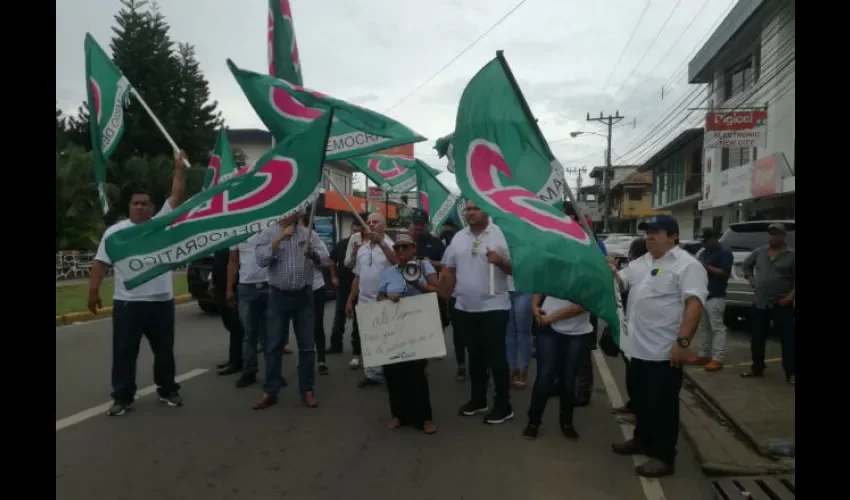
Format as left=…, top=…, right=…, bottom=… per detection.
left=750, top=155, right=778, bottom=197
left=322, top=191, right=396, bottom=218
left=375, top=144, right=414, bottom=157
left=705, top=110, right=768, bottom=131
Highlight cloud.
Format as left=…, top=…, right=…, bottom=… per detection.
left=57, top=0, right=730, bottom=190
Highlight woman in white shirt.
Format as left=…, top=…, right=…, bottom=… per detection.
left=522, top=294, right=595, bottom=441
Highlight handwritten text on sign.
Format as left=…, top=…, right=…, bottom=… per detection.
left=355, top=293, right=446, bottom=368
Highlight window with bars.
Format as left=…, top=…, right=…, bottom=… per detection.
left=721, top=147, right=758, bottom=170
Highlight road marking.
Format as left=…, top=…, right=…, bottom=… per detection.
left=55, top=368, right=209, bottom=432
left=56, top=302, right=196, bottom=330
left=592, top=350, right=668, bottom=500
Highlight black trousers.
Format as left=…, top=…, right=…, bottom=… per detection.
left=453, top=307, right=511, bottom=410
left=750, top=305, right=795, bottom=377
left=329, top=283, right=361, bottom=355
left=111, top=299, right=180, bottom=403
left=385, top=359, right=432, bottom=427
left=630, top=358, right=683, bottom=464
left=313, top=287, right=327, bottom=363
left=527, top=328, right=594, bottom=426
left=220, top=300, right=244, bottom=367
left=621, top=353, right=636, bottom=412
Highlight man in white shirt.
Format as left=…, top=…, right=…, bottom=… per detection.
left=440, top=200, right=514, bottom=425
left=226, top=232, right=277, bottom=389
left=610, top=215, right=707, bottom=478
left=88, top=150, right=187, bottom=417
left=345, top=212, right=397, bottom=387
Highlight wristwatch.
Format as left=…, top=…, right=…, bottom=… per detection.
left=676, top=337, right=690, bottom=348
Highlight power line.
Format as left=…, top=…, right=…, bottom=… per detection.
left=383, top=0, right=530, bottom=114
left=598, top=0, right=652, bottom=94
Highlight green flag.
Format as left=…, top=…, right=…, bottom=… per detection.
left=452, top=52, right=620, bottom=342
left=84, top=33, right=132, bottom=215
left=345, top=155, right=419, bottom=193
left=434, top=133, right=455, bottom=173
left=416, top=162, right=459, bottom=231
left=268, top=0, right=303, bottom=85
left=203, top=129, right=237, bottom=190
left=228, top=60, right=425, bottom=160
left=104, top=111, right=334, bottom=289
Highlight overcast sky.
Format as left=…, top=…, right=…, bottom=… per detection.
left=56, top=0, right=735, bottom=192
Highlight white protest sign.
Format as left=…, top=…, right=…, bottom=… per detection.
left=355, top=292, right=446, bottom=368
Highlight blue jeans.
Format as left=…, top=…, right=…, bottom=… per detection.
left=238, top=283, right=269, bottom=376
left=265, top=286, right=315, bottom=397
left=527, top=326, right=593, bottom=426
left=506, top=292, right=533, bottom=371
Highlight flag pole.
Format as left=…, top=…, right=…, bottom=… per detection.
left=494, top=51, right=596, bottom=241
left=129, top=88, right=192, bottom=169
left=323, top=170, right=368, bottom=228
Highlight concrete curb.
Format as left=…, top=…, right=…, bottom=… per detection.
left=55, top=294, right=195, bottom=326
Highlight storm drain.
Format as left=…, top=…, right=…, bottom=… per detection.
left=712, top=475, right=795, bottom=499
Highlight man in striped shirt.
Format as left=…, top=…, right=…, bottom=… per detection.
left=252, top=210, right=329, bottom=410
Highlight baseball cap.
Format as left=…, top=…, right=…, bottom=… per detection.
left=767, top=223, right=787, bottom=233
left=393, top=231, right=415, bottom=247
left=409, top=208, right=429, bottom=224
left=638, top=215, right=680, bottom=235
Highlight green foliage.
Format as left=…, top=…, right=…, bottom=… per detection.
left=67, top=0, right=221, bottom=166
left=56, top=147, right=110, bottom=251
left=232, top=147, right=248, bottom=167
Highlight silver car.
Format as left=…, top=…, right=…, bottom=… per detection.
left=705, top=220, right=796, bottom=329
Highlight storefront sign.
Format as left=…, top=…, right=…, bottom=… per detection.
left=750, top=155, right=779, bottom=197
left=704, top=110, right=768, bottom=149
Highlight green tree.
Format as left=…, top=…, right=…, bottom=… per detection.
left=172, top=42, right=221, bottom=164
left=232, top=147, right=248, bottom=167
left=56, top=104, right=69, bottom=151
left=56, top=147, right=115, bottom=251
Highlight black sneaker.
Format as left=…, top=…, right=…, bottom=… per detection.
left=236, top=373, right=257, bottom=388
left=522, top=424, right=539, bottom=440
left=484, top=406, right=515, bottom=424
left=561, top=424, right=579, bottom=440
left=325, top=346, right=343, bottom=355
left=158, top=392, right=184, bottom=407
left=458, top=401, right=488, bottom=416
left=318, top=363, right=329, bottom=376
left=357, top=377, right=381, bottom=388
left=106, top=401, right=134, bottom=416
left=455, top=367, right=467, bottom=382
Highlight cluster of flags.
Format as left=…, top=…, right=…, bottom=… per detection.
left=82, top=0, right=622, bottom=342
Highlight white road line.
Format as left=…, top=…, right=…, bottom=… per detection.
left=55, top=368, right=209, bottom=432
left=56, top=302, right=196, bottom=330
left=592, top=350, right=668, bottom=500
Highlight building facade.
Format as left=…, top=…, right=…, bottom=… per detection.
left=608, top=171, right=671, bottom=234
left=688, top=0, right=795, bottom=231
left=639, top=129, right=705, bottom=239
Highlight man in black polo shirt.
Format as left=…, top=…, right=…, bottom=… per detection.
left=327, top=220, right=362, bottom=354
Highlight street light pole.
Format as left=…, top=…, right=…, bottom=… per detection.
left=586, top=111, right=625, bottom=233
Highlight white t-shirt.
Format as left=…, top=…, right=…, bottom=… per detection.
left=616, top=258, right=652, bottom=359
left=344, top=233, right=363, bottom=268
left=618, top=246, right=708, bottom=361
left=541, top=296, right=594, bottom=335
left=230, top=233, right=268, bottom=284
left=353, top=235, right=395, bottom=303
left=94, top=202, right=175, bottom=302
left=443, top=224, right=511, bottom=312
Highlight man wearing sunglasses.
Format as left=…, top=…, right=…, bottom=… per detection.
left=440, top=200, right=514, bottom=425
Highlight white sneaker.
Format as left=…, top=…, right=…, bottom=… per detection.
left=348, top=357, right=361, bottom=369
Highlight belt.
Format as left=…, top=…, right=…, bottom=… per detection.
left=270, top=285, right=309, bottom=295
left=240, top=282, right=268, bottom=289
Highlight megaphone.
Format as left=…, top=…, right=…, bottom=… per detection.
left=401, top=261, right=422, bottom=284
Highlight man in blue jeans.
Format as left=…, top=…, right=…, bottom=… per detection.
left=252, top=210, right=329, bottom=409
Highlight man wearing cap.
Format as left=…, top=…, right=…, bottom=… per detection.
left=378, top=231, right=441, bottom=434
left=610, top=214, right=707, bottom=477
left=740, top=223, right=795, bottom=384
left=409, top=209, right=454, bottom=343
left=693, top=228, right=734, bottom=372
left=251, top=210, right=329, bottom=410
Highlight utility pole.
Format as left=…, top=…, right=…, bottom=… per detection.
left=564, top=166, right=587, bottom=193
left=587, top=111, right=625, bottom=233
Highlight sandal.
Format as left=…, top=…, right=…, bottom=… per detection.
left=388, top=418, right=402, bottom=429
left=423, top=421, right=437, bottom=435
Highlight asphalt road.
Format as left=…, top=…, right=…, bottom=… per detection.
left=57, top=301, right=717, bottom=500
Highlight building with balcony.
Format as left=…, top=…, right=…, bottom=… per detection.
left=688, top=0, right=795, bottom=232
left=607, top=170, right=671, bottom=234
left=638, top=128, right=705, bottom=239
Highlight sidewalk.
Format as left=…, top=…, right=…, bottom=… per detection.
left=678, top=330, right=795, bottom=476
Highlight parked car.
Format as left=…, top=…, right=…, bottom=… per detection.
left=678, top=239, right=703, bottom=255
left=600, top=233, right=639, bottom=269
left=703, top=220, right=796, bottom=329
left=186, top=256, right=218, bottom=314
